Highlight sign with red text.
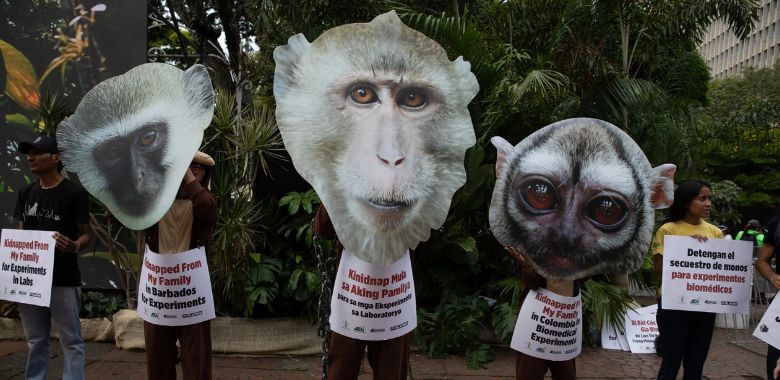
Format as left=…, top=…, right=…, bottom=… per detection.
left=753, top=295, right=780, bottom=349
left=624, top=304, right=659, bottom=354
left=511, top=288, right=582, bottom=361
left=330, top=250, right=416, bottom=341
left=0, top=229, right=55, bottom=307
left=661, top=236, right=752, bottom=314
left=138, top=246, right=215, bottom=326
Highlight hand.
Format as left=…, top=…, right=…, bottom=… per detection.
left=690, top=234, right=709, bottom=242
left=774, top=357, right=780, bottom=379
left=52, top=232, right=78, bottom=253
left=769, top=274, right=780, bottom=290
left=183, top=168, right=196, bottom=185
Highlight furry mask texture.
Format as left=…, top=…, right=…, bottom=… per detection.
left=57, top=63, right=214, bottom=230
left=489, top=118, right=676, bottom=280
left=274, top=12, right=478, bottom=264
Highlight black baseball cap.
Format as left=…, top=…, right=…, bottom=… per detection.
left=18, top=136, right=59, bottom=154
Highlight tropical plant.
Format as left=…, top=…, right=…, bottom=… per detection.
left=202, top=89, right=284, bottom=315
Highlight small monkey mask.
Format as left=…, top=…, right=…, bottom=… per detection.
left=57, top=63, right=214, bottom=230
left=273, top=11, right=479, bottom=265
left=489, top=118, right=676, bottom=280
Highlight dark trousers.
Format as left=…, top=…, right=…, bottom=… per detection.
left=327, top=331, right=410, bottom=380
left=655, top=306, right=715, bottom=380
left=516, top=352, right=576, bottom=380
left=144, top=320, right=212, bottom=380
left=768, top=345, right=780, bottom=380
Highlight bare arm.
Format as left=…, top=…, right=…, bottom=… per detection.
left=654, top=254, right=663, bottom=282
left=53, top=223, right=92, bottom=254
left=757, top=242, right=780, bottom=289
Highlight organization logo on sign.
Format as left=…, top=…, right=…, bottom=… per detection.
left=390, top=321, right=408, bottom=331
left=721, top=301, right=738, bottom=306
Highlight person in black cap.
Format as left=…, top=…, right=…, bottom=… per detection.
left=13, top=135, right=92, bottom=380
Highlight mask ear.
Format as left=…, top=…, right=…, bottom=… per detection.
left=491, top=136, right=514, bottom=178
left=650, top=164, right=676, bottom=209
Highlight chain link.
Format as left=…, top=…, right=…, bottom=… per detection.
left=314, top=233, right=337, bottom=379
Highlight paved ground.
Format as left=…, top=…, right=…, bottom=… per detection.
left=0, top=328, right=769, bottom=379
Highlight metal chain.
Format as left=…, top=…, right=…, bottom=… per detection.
left=314, top=233, right=337, bottom=380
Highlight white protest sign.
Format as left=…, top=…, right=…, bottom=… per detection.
left=510, top=288, right=582, bottom=361
left=138, top=246, right=215, bottom=326
left=0, top=229, right=55, bottom=307
left=330, top=250, right=416, bottom=341
left=601, top=319, right=630, bottom=351
left=753, top=295, right=780, bottom=349
left=661, top=236, right=752, bottom=314
left=624, top=304, right=659, bottom=354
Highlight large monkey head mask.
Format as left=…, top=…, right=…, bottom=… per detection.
left=489, top=118, right=676, bottom=280
left=274, top=12, right=479, bottom=265
left=57, top=63, right=214, bottom=230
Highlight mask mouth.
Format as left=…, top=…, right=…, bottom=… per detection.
left=364, top=197, right=414, bottom=211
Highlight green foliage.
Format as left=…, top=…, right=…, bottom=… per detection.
left=580, top=278, right=633, bottom=342
left=692, top=63, right=780, bottom=214
left=414, top=294, right=494, bottom=369
left=244, top=253, right=282, bottom=316
left=80, top=291, right=123, bottom=319
left=278, top=190, right=320, bottom=217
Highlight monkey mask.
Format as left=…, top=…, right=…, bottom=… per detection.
left=57, top=63, right=215, bottom=230
left=489, top=118, right=676, bottom=280
left=273, top=12, right=479, bottom=265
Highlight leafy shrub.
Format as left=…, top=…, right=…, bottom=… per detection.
left=80, top=291, right=123, bottom=319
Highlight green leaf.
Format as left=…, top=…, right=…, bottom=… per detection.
left=0, top=39, right=40, bottom=111
left=6, top=113, right=35, bottom=129
left=288, top=197, right=300, bottom=215
left=455, top=237, right=476, bottom=252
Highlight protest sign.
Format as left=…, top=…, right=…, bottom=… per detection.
left=624, top=304, right=659, bottom=354
left=330, top=250, right=416, bottom=340
left=753, top=295, right=780, bottom=349
left=661, top=236, right=752, bottom=314
left=601, top=319, right=630, bottom=351
left=511, top=288, right=582, bottom=361
left=0, top=229, right=55, bottom=307
left=138, top=246, right=215, bottom=326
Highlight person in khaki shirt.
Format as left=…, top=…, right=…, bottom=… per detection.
left=143, top=151, right=217, bottom=380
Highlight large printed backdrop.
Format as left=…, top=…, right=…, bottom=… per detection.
left=0, top=0, right=147, bottom=228
left=489, top=118, right=677, bottom=280
left=273, top=11, right=479, bottom=265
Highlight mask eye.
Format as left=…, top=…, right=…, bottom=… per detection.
left=518, top=179, right=558, bottom=214
left=349, top=85, right=378, bottom=104
left=137, top=130, right=157, bottom=147
left=97, top=142, right=123, bottom=162
left=584, top=196, right=628, bottom=230
left=396, top=88, right=427, bottom=108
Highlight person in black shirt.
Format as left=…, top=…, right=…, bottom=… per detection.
left=13, top=135, right=91, bottom=380
left=758, top=213, right=780, bottom=380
